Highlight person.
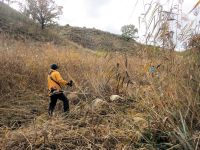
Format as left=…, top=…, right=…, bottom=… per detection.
left=149, top=65, right=156, bottom=77
left=47, top=64, right=73, bottom=116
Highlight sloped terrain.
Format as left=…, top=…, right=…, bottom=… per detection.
left=0, top=2, right=140, bottom=52
left=58, top=26, right=139, bottom=51
left=0, top=2, right=70, bottom=45
left=0, top=2, right=44, bottom=40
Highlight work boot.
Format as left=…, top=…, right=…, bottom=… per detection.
left=48, top=110, right=53, bottom=117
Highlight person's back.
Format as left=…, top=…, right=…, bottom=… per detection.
left=48, top=69, right=67, bottom=95
left=47, top=64, right=73, bottom=116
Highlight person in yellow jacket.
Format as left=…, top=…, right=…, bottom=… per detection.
left=48, top=64, right=73, bottom=116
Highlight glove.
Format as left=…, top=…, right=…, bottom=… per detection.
left=67, top=80, right=73, bottom=87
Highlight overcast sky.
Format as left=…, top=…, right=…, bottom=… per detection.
left=9, top=0, right=199, bottom=50
left=55, top=0, right=195, bottom=35
left=10, top=0, right=197, bottom=35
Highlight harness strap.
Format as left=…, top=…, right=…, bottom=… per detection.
left=49, top=70, right=62, bottom=89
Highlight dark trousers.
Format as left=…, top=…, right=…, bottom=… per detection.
left=48, top=93, right=69, bottom=116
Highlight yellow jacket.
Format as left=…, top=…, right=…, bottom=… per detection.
left=47, top=69, right=67, bottom=91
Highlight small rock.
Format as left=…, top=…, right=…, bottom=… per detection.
left=92, top=98, right=109, bottom=114
left=68, top=93, right=80, bottom=105
left=92, top=98, right=105, bottom=107
left=110, top=95, right=124, bottom=102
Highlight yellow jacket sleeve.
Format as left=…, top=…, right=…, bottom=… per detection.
left=54, top=71, right=67, bottom=86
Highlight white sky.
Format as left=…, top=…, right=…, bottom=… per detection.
left=55, top=0, right=196, bottom=35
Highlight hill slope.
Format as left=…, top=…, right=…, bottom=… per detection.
left=59, top=25, right=139, bottom=51
left=0, top=2, right=69, bottom=44
left=0, top=2, right=42, bottom=40
left=0, top=2, right=139, bottom=51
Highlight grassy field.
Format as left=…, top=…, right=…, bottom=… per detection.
left=1, top=1, right=200, bottom=149
left=0, top=32, right=200, bottom=149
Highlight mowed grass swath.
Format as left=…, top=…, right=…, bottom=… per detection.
left=0, top=0, right=200, bottom=149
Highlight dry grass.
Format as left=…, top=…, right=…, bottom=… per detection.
left=0, top=33, right=200, bottom=149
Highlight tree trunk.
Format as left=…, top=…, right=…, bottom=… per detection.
left=41, top=19, right=45, bottom=30
left=41, top=22, right=45, bottom=30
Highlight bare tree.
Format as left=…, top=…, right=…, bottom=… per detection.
left=25, top=0, right=62, bottom=29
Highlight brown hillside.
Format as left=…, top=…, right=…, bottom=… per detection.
left=59, top=25, right=139, bottom=51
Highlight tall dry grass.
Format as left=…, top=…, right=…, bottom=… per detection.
left=0, top=34, right=200, bottom=149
